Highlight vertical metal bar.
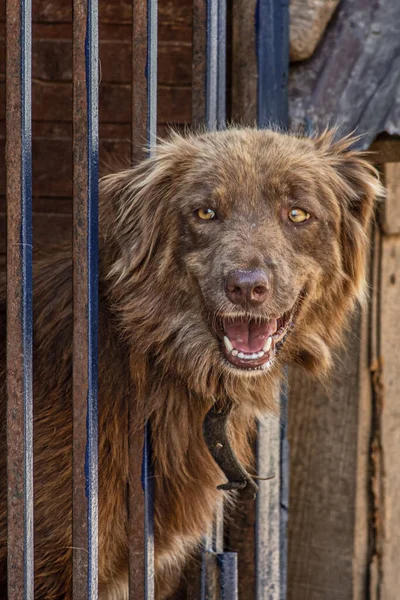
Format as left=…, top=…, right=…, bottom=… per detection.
left=192, top=0, right=207, bottom=126
left=217, top=0, right=226, bottom=129
left=72, top=0, right=99, bottom=596
left=129, top=0, right=157, bottom=598
left=218, top=553, right=238, bottom=600
left=256, top=0, right=289, bottom=129
left=193, top=2, right=232, bottom=598
left=206, top=0, right=218, bottom=130
left=6, top=0, right=33, bottom=596
left=132, top=0, right=158, bottom=163
left=256, top=2, right=290, bottom=598
left=255, top=418, right=280, bottom=599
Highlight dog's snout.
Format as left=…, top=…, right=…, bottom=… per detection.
left=225, top=269, right=270, bottom=307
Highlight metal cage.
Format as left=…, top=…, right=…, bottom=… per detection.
left=5, top=0, right=289, bottom=597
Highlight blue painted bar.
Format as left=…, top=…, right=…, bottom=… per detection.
left=256, top=1, right=290, bottom=598
left=21, top=0, right=34, bottom=596
left=145, top=0, right=157, bottom=596
left=22, top=0, right=34, bottom=595
left=6, top=0, right=33, bottom=594
left=147, top=0, right=158, bottom=151
left=256, top=0, right=289, bottom=129
left=218, top=553, right=238, bottom=600
left=85, top=0, right=99, bottom=596
left=143, top=423, right=155, bottom=599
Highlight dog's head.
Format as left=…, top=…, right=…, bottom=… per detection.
left=100, top=128, right=382, bottom=399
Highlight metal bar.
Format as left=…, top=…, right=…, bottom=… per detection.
left=72, top=0, right=99, bottom=596
left=132, top=0, right=158, bottom=163
left=6, top=0, right=33, bottom=596
left=256, top=2, right=289, bottom=598
left=192, top=0, right=207, bottom=126
left=129, top=0, right=157, bottom=598
left=255, top=418, right=280, bottom=599
left=218, top=553, right=238, bottom=600
left=256, top=0, right=289, bottom=129
left=206, top=0, right=219, bottom=130
left=217, top=0, right=227, bottom=129
left=192, top=2, right=230, bottom=597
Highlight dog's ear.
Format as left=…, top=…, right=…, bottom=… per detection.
left=100, top=140, right=188, bottom=285
left=314, top=130, right=384, bottom=299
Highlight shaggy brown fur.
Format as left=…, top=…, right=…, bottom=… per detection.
left=0, top=128, right=383, bottom=598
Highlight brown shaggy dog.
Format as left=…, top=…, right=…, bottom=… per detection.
left=0, top=128, right=383, bottom=598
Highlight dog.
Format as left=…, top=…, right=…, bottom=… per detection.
left=0, top=128, right=383, bottom=598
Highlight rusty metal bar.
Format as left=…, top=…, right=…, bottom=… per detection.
left=129, top=0, right=157, bottom=598
left=6, top=0, right=34, bottom=596
left=72, top=0, right=99, bottom=596
left=217, top=0, right=226, bottom=129
left=132, top=0, right=158, bottom=163
left=192, top=0, right=207, bottom=127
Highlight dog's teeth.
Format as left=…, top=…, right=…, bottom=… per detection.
left=238, top=352, right=245, bottom=359
left=262, top=336, right=272, bottom=352
left=223, top=336, right=233, bottom=352
left=232, top=349, right=238, bottom=357
left=251, top=353, right=258, bottom=360
left=257, top=351, right=265, bottom=358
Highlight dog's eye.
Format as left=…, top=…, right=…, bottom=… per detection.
left=197, top=208, right=216, bottom=220
left=288, top=208, right=311, bottom=223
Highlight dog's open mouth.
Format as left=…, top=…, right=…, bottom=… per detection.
left=214, top=301, right=300, bottom=371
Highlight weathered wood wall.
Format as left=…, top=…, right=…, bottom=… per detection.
left=0, top=0, right=192, bottom=255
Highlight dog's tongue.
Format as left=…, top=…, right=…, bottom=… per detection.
left=223, top=318, right=277, bottom=353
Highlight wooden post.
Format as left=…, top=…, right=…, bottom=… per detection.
left=287, top=307, right=372, bottom=600
left=369, top=162, right=400, bottom=599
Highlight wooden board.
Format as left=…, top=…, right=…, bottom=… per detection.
left=287, top=308, right=370, bottom=600
left=378, top=236, right=400, bottom=598
left=372, top=165, right=400, bottom=599
left=0, top=0, right=193, bottom=260
left=381, top=163, right=400, bottom=235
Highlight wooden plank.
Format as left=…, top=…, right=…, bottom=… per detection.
left=0, top=0, right=191, bottom=26
left=0, top=212, right=72, bottom=255
left=381, top=163, right=400, bottom=235
left=352, top=229, right=377, bottom=600
left=374, top=165, right=400, bottom=597
left=225, top=496, right=256, bottom=600
left=256, top=417, right=281, bottom=600
left=0, top=39, right=191, bottom=85
left=287, top=308, right=369, bottom=600
left=0, top=82, right=191, bottom=124
left=378, top=237, right=400, bottom=596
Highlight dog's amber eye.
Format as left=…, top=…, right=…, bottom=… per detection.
left=197, top=208, right=216, bottom=220
left=288, top=208, right=311, bottom=223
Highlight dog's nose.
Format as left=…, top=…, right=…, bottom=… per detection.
left=225, top=269, right=270, bottom=307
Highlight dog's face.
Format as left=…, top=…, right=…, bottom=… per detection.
left=101, top=129, right=382, bottom=396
